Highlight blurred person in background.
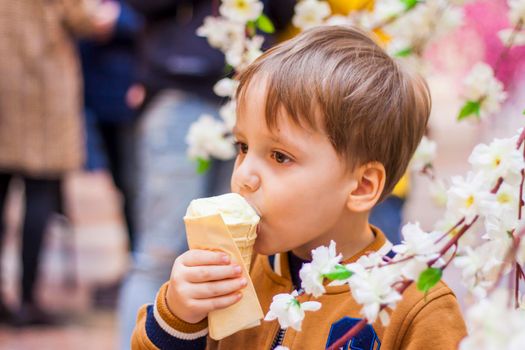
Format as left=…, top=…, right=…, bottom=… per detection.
left=0, top=0, right=119, bottom=326
left=78, top=0, right=143, bottom=307
left=117, top=1, right=295, bottom=348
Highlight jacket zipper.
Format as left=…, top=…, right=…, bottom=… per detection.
left=270, top=327, right=286, bottom=349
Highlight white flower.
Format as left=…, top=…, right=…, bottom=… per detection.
left=410, top=136, right=437, bottom=172
left=292, top=0, right=331, bottom=30
left=383, top=0, right=463, bottom=52
left=186, top=114, right=236, bottom=161
left=498, top=28, right=525, bottom=47
left=225, top=35, right=264, bottom=70
left=219, top=0, right=263, bottom=23
left=265, top=291, right=321, bottom=331
left=392, top=223, right=444, bottom=280
left=429, top=179, right=448, bottom=208
left=242, top=35, right=265, bottom=67
left=219, top=99, right=237, bottom=130
left=345, top=263, right=403, bottom=323
left=372, top=0, right=406, bottom=23
left=446, top=172, right=493, bottom=224
left=325, top=15, right=352, bottom=26
left=460, top=289, right=525, bottom=350
left=214, top=78, right=239, bottom=98
left=300, top=240, right=342, bottom=297
left=197, top=17, right=245, bottom=51
left=483, top=182, right=521, bottom=240
left=508, top=0, right=525, bottom=26
left=461, top=63, right=507, bottom=119
left=469, top=136, right=524, bottom=186
left=274, top=347, right=289, bottom=350
left=454, top=240, right=509, bottom=298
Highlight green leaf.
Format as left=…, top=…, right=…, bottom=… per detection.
left=196, top=158, right=211, bottom=174
left=417, top=267, right=442, bottom=293
left=256, top=14, right=275, bottom=34
left=394, top=47, right=413, bottom=57
left=401, top=0, right=419, bottom=10
left=223, top=64, right=234, bottom=75
left=457, top=100, right=481, bottom=121
left=323, top=265, right=352, bottom=281
left=246, top=20, right=256, bottom=33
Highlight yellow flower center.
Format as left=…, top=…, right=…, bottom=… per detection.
left=235, top=0, right=248, bottom=10
left=497, top=193, right=511, bottom=204
left=465, top=195, right=474, bottom=208
left=493, top=157, right=501, bottom=168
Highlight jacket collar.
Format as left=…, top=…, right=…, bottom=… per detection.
left=261, top=226, right=393, bottom=294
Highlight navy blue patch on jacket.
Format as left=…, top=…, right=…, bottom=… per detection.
left=326, top=317, right=381, bottom=350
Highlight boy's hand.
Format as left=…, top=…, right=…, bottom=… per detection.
left=166, top=250, right=247, bottom=324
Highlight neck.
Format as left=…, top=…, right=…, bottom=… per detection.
left=292, top=212, right=375, bottom=261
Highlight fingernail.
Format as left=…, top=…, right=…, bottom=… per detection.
left=233, top=265, right=242, bottom=274
left=221, top=254, right=230, bottom=263
left=240, top=278, right=247, bottom=286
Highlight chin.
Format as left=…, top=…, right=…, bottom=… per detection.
left=254, top=239, right=280, bottom=256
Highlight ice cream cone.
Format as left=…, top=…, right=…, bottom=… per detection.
left=184, top=193, right=263, bottom=340
left=228, top=223, right=257, bottom=271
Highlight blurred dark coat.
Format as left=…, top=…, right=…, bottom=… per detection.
left=0, top=0, right=100, bottom=177
left=80, top=0, right=143, bottom=123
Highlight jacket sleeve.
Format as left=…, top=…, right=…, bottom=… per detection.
left=399, top=288, right=468, bottom=349
left=131, top=282, right=209, bottom=350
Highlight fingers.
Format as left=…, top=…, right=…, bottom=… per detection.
left=197, top=292, right=244, bottom=313
left=181, top=249, right=231, bottom=267
left=191, top=277, right=248, bottom=299
left=185, top=264, right=243, bottom=283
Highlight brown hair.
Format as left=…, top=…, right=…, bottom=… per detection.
left=236, top=26, right=431, bottom=201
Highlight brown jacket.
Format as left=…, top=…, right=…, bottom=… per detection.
left=0, top=0, right=100, bottom=177
left=132, top=229, right=467, bottom=349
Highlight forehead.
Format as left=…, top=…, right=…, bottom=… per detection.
left=236, top=73, right=323, bottom=136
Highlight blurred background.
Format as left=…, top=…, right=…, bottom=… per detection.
left=0, top=0, right=524, bottom=349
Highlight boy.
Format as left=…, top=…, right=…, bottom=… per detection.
left=132, top=26, right=466, bottom=349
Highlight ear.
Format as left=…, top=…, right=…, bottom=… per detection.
left=346, top=162, right=386, bottom=212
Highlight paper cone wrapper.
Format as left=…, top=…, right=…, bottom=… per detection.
left=184, top=214, right=263, bottom=340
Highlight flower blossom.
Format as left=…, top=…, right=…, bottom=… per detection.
left=459, top=289, right=525, bottom=350
left=446, top=171, right=495, bottom=224
left=468, top=135, right=525, bottom=186
left=299, top=240, right=342, bottom=297
left=345, top=263, right=403, bottom=324
left=508, top=0, right=525, bottom=26
left=483, top=182, right=521, bottom=240
left=292, top=0, right=331, bottom=30
left=454, top=240, right=509, bottom=298
left=392, top=223, right=444, bottom=280
left=410, top=136, right=437, bottom=172
left=265, top=291, right=321, bottom=331
left=196, top=17, right=245, bottom=52
left=219, top=0, right=263, bottom=23
left=185, top=115, right=236, bottom=160
left=498, top=28, right=525, bottom=47
left=219, top=99, right=237, bottom=130
left=461, top=63, right=507, bottom=119
left=213, top=78, right=239, bottom=98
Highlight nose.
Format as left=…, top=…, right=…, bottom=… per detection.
left=231, top=156, right=261, bottom=194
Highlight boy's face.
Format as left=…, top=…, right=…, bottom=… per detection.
left=231, top=80, right=358, bottom=258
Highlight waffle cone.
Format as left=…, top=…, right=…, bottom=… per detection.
left=229, top=223, right=257, bottom=271
left=184, top=214, right=263, bottom=340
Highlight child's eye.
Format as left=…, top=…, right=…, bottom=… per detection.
left=234, top=141, right=248, bottom=154
left=271, top=151, right=291, bottom=164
